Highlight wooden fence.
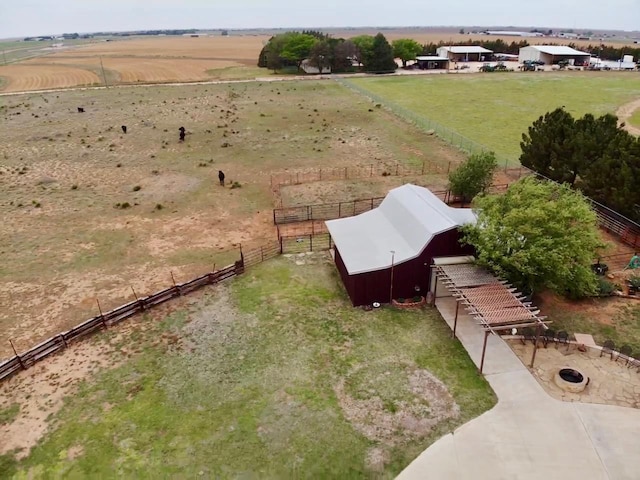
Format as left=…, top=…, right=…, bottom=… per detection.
left=0, top=242, right=281, bottom=384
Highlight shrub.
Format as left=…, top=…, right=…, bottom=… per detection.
left=397, top=298, right=405, bottom=303
left=628, top=276, right=640, bottom=289
left=230, top=181, right=242, bottom=189
left=116, top=163, right=122, bottom=168
left=115, top=202, right=131, bottom=209
left=596, top=278, right=616, bottom=296
left=155, top=204, right=164, bottom=210
left=132, top=185, right=141, bottom=192
left=71, top=184, right=78, bottom=190
left=413, top=296, right=422, bottom=302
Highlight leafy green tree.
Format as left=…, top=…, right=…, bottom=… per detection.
left=332, top=39, right=357, bottom=72
left=448, top=151, right=498, bottom=204
left=365, top=33, right=397, bottom=73
left=462, top=177, right=604, bottom=298
left=280, top=33, right=318, bottom=71
left=351, top=35, right=374, bottom=67
left=392, top=39, right=423, bottom=67
left=308, top=40, right=332, bottom=74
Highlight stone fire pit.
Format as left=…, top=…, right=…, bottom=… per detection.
left=554, top=368, right=589, bottom=393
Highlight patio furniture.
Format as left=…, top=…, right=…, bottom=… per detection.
left=617, top=344, right=633, bottom=364
left=521, top=327, right=536, bottom=345
left=542, top=329, right=556, bottom=348
left=556, top=331, right=569, bottom=349
left=600, top=340, right=616, bottom=359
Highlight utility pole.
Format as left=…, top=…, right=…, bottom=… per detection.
left=100, top=56, right=108, bottom=88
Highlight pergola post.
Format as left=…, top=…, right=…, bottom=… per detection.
left=432, top=274, right=438, bottom=306
left=530, top=323, right=542, bottom=368
left=452, top=300, right=460, bottom=339
left=479, top=330, right=489, bottom=374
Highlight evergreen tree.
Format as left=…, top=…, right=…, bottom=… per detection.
left=365, top=33, right=397, bottom=73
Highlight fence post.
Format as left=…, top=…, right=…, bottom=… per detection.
left=395, top=164, right=399, bottom=176
left=280, top=236, right=283, bottom=254
left=338, top=202, right=341, bottom=217
left=296, top=172, right=299, bottom=184
left=447, top=161, right=451, bottom=174
left=9, top=340, right=25, bottom=370
left=261, top=246, right=264, bottom=262
left=96, top=298, right=107, bottom=328
left=309, top=234, right=313, bottom=252
left=307, top=205, right=311, bottom=221
left=370, top=164, right=373, bottom=177
left=319, top=168, right=322, bottom=180
left=421, top=160, right=425, bottom=175
left=273, top=208, right=277, bottom=225
left=344, top=167, right=347, bottom=179
left=171, top=271, right=181, bottom=296
left=371, top=198, right=374, bottom=210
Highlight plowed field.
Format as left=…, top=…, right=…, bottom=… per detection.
left=0, top=64, right=101, bottom=92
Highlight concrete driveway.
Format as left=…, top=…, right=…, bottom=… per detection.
left=397, top=296, right=640, bottom=480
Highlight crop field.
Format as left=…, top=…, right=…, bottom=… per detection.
left=0, top=79, right=462, bottom=359
left=0, top=255, right=495, bottom=477
left=0, top=36, right=269, bottom=92
left=348, top=72, right=640, bottom=163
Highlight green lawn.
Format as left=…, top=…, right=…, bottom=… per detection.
left=629, top=108, right=640, bottom=129
left=348, top=72, right=640, bottom=164
left=8, top=255, right=495, bottom=478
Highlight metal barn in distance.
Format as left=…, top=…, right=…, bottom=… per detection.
left=518, top=45, right=591, bottom=65
left=325, top=184, right=476, bottom=307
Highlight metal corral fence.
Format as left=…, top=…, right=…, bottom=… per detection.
left=270, top=161, right=452, bottom=190
left=273, top=190, right=449, bottom=225
left=336, top=78, right=514, bottom=169
left=280, top=233, right=333, bottom=254
left=0, top=242, right=280, bottom=384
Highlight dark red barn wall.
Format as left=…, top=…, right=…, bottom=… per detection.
left=334, top=228, right=474, bottom=307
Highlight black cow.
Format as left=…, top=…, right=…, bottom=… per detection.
left=77, top=107, right=84, bottom=113
left=218, top=170, right=225, bottom=186
left=121, top=125, right=127, bottom=134
left=179, top=126, right=186, bottom=142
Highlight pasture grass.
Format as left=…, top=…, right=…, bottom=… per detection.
left=13, top=256, right=495, bottom=478
left=0, top=79, right=464, bottom=356
left=349, top=72, right=640, bottom=163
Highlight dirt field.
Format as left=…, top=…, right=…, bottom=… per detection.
left=0, top=35, right=269, bottom=92
left=0, top=79, right=463, bottom=359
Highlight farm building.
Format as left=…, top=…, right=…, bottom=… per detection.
left=415, top=56, right=450, bottom=70
left=436, top=46, right=493, bottom=62
left=325, top=184, right=476, bottom=307
left=518, top=45, right=591, bottom=65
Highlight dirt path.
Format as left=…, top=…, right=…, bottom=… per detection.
left=615, top=98, right=640, bottom=136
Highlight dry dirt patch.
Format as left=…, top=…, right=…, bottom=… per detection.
left=615, top=98, right=640, bottom=136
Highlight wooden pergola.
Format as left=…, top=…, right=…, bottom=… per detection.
left=432, top=263, right=549, bottom=373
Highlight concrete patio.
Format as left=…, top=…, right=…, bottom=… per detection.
left=397, top=295, right=640, bottom=480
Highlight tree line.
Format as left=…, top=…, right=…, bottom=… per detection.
left=258, top=31, right=407, bottom=73
left=520, top=108, right=640, bottom=222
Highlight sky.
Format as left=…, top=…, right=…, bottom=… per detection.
left=1, top=0, right=639, bottom=38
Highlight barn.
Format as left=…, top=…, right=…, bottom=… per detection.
left=325, top=184, right=477, bottom=307
left=436, top=45, right=493, bottom=62
left=518, top=45, right=591, bottom=66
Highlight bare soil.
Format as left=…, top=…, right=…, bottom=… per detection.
left=615, top=98, right=640, bottom=136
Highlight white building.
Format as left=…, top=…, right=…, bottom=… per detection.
left=519, top=45, right=591, bottom=66
left=436, top=46, right=493, bottom=62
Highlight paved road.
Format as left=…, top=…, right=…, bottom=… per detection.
left=398, top=296, right=640, bottom=480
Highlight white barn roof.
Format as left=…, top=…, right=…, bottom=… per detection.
left=525, top=45, right=590, bottom=56
left=440, top=46, right=493, bottom=54
left=325, top=184, right=477, bottom=275
left=416, top=56, right=449, bottom=61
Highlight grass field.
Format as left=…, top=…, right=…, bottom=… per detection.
left=0, top=80, right=462, bottom=359
left=629, top=108, right=640, bottom=129
left=1, top=255, right=495, bottom=477
left=348, top=72, right=640, bottom=163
